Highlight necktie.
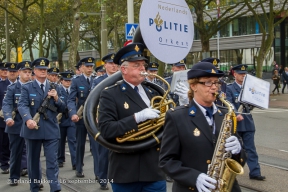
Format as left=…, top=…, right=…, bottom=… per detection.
left=134, top=86, right=140, bottom=95
left=40, top=84, right=44, bottom=93
left=87, top=78, right=90, bottom=85
left=203, top=106, right=213, bottom=119
left=66, top=89, right=69, bottom=94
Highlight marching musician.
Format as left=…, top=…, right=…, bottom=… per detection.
left=226, top=64, right=265, bottom=181
left=18, top=58, right=65, bottom=192
left=57, top=71, right=76, bottom=170
left=145, top=62, right=163, bottom=87
left=98, top=43, right=166, bottom=192
left=159, top=62, right=246, bottom=192
left=47, top=67, right=60, bottom=84
left=2, top=61, right=32, bottom=185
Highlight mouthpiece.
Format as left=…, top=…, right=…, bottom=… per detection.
left=140, top=72, right=149, bottom=76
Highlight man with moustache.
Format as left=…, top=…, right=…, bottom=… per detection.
left=67, top=57, right=99, bottom=180
left=18, top=58, right=65, bottom=192
left=2, top=61, right=32, bottom=185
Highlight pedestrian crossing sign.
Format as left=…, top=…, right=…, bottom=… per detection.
left=125, top=23, right=139, bottom=40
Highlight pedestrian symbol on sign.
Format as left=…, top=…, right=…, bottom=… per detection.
left=127, top=25, right=136, bottom=37
left=125, top=23, right=139, bottom=40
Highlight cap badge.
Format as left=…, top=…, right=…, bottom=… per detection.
left=67, top=74, right=71, bottom=78
left=213, top=59, right=217, bottom=65
left=193, top=128, right=200, bottom=137
left=3, top=63, right=6, bottom=67
left=53, top=68, right=57, bottom=72
left=180, top=60, right=184, bottom=64
left=152, top=63, right=157, bottom=68
left=40, top=60, right=45, bottom=66
left=111, top=54, right=115, bottom=59
left=134, top=45, right=140, bottom=52
left=124, top=102, right=129, bottom=109
left=241, top=66, right=245, bottom=70
left=25, top=62, right=30, bottom=68
left=11, top=63, right=15, bottom=68
left=211, top=69, right=216, bottom=73
left=88, top=58, right=93, bottom=63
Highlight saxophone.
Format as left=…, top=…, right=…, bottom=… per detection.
left=207, top=92, right=244, bottom=192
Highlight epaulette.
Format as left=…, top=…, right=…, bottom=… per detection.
left=7, top=83, right=16, bottom=88
left=104, top=83, right=118, bottom=90
left=169, top=104, right=189, bottom=112
left=227, top=83, right=233, bottom=86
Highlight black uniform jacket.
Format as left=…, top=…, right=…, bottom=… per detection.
left=98, top=80, right=165, bottom=183
left=159, top=100, right=246, bottom=192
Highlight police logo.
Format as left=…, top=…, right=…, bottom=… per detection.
left=11, top=63, right=15, bottom=68
left=193, top=128, right=200, bottom=136
left=40, top=60, right=45, bottom=66
left=180, top=60, right=184, bottom=64
left=111, top=54, right=115, bottom=59
left=134, top=45, right=140, bottom=52
left=53, top=68, right=57, bottom=72
left=154, top=12, right=163, bottom=27
left=190, top=110, right=195, bottom=115
left=213, top=59, right=217, bottom=65
left=241, top=66, right=245, bottom=70
left=3, top=63, right=6, bottom=67
left=152, top=63, right=157, bottom=68
left=67, top=74, right=71, bottom=78
left=124, top=102, right=129, bottom=109
left=25, top=62, right=30, bottom=68
left=88, top=58, right=93, bottom=63
left=122, top=86, right=126, bottom=91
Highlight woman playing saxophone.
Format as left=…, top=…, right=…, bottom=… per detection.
left=159, top=62, right=246, bottom=192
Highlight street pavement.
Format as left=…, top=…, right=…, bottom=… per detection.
left=0, top=78, right=287, bottom=192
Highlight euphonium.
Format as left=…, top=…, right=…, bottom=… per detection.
left=115, top=72, right=176, bottom=143
left=207, top=92, right=244, bottom=192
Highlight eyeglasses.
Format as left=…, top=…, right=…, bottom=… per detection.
left=198, top=81, right=221, bottom=87
left=129, top=62, right=148, bottom=68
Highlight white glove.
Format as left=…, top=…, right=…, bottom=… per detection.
left=196, top=173, right=216, bottom=192
left=174, top=82, right=189, bottom=105
left=225, top=136, right=241, bottom=154
left=134, top=108, right=160, bottom=123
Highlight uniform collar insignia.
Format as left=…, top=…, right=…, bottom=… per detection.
left=193, top=128, right=200, bottom=136
left=121, top=83, right=127, bottom=91
left=217, top=108, right=223, bottom=116
left=145, top=87, right=153, bottom=93
left=189, top=106, right=197, bottom=116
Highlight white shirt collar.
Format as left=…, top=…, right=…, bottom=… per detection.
left=193, top=98, right=217, bottom=116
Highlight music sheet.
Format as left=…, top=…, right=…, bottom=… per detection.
left=170, top=69, right=190, bottom=92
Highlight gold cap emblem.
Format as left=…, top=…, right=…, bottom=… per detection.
left=67, top=74, right=71, bottom=78
left=53, top=68, right=57, bottom=72
left=152, top=63, right=157, bottom=68
left=25, top=62, right=30, bottom=68
left=124, top=102, right=129, bottom=109
left=180, top=60, right=185, bottom=64
left=3, top=63, right=6, bottom=67
left=40, top=60, right=45, bottom=66
left=193, top=128, right=200, bottom=136
left=88, top=58, right=93, bottom=63
left=211, top=69, right=216, bottom=73
left=213, top=59, right=217, bottom=65
left=241, top=65, right=245, bottom=70
left=111, top=54, right=115, bottom=59
left=134, top=45, right=139, bottom=52
left=11, top=63, right=15, bottom=68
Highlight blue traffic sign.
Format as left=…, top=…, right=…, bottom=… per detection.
left=125, top=23, right=139, bottom=40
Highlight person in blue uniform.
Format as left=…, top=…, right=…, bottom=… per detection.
left=201, top=57, right=227, bottom=106
left=0, top=62, right=8, bottom=80
left=95, top=65, right=106, bottom=79
left=67, top=57, right=100, bottom=179
left=145, top=62, right=163, bottom=87
left=226, top=64, right=265, bottom=181
left=159, top=61, right=246, bottom=192
left=91, top=53, right=117, bottom=89
left=18, top=57, right=65, bottom=192
left=73, top=62, right=82, bottom=78
left=57, top=72, right=76, bottom=169
left=164, top=59, right=187, bottom=107
left=2, top=61, right=32, bottom=185
left=98, top=43, right=166, bottom=192
left=47, top=67, right=60, bottom=84
left=0, top=62, right=18, bottom=174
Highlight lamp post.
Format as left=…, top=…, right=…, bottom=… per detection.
left=5, top=1, right=10, bottom=62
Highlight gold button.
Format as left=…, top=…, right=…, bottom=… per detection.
left=240, top=158, right=243, bottom=162
left=189, top=187, right=191, bottom=190
left=157, top=148, right=160, bottom=151
left=207, top=160, right=211, bottom=164
left=191, top=188, right=194, bottom=190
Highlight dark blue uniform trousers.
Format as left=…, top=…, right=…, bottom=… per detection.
left=26, top=139, right=61, bottom=192
left=58, top=125, right=76, bottom=166
left=75, top=124, right=99, bottom=176
left=96, top=143, right=109, bottom=186
left=0, top=128, right=10, bottom=170
left=8, top=134, right=27, bottom=180
left=238, top=131, right=261, bottom=177
left=111, top=181, right=166, bottom=192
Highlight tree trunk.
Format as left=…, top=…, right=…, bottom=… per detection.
left=38, top=0, right=44, bottom=57
left=68, top=0, right=82, bottom=68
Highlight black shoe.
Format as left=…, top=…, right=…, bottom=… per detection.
left=21, top=169, right=28, bottom=176
left=75, top=171, right=85, bottom=178
left=39, top=183, right=44, bottom=189
left=72, top=165, right=76, bottom=170
left=95, top=176, right=99, bottom=181
left=165, top=175, right=173, bottom=182
left=9, top=179, right=18, bottom=186
left=250, top=175, right=266, bottom=180
left=100, top=185, right=109, bottom=190
left=58, top=163, right=64, bottom=168
left=1, top=169, right=9, bottom=174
